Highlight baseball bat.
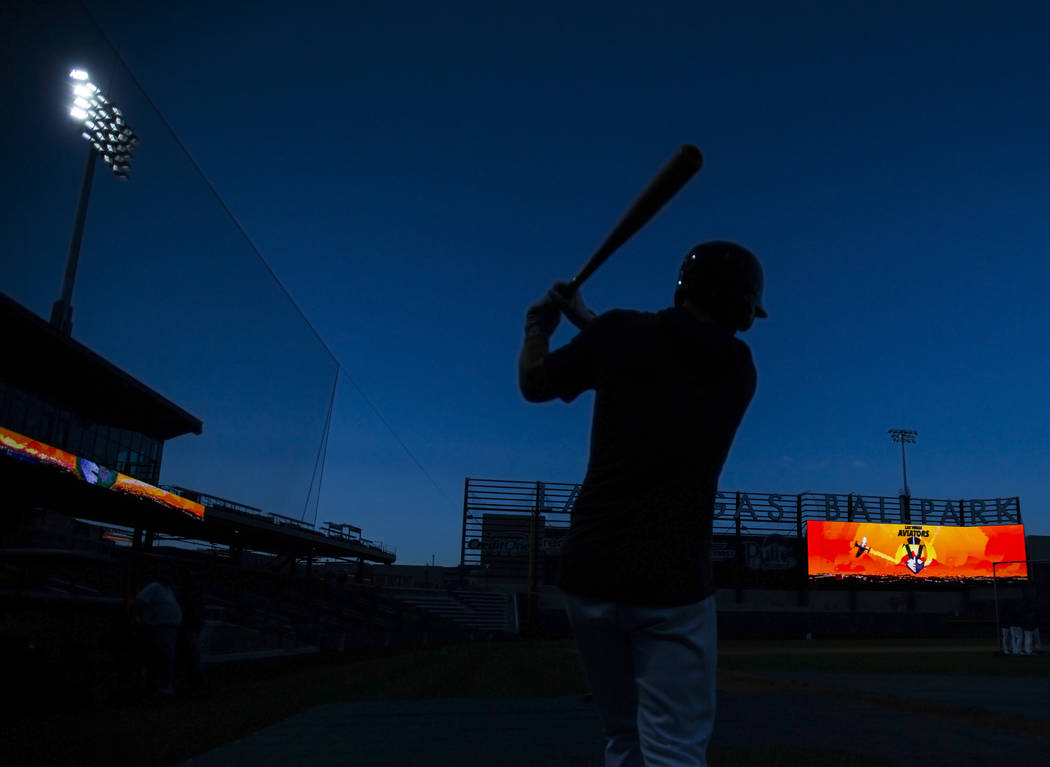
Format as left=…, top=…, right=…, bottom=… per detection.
left=565, top=144, right=704, bottom=294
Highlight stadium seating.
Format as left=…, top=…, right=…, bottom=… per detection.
left=382, top=587, right=515, bottom=634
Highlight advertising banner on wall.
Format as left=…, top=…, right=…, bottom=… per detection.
left=807, top=520, right=1027, bottom=579
left=0, top=425, right=204, bottom=519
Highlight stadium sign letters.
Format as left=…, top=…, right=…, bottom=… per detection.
left=713, top=492, right=1020, bottom=526
left=469, top=532, right=566, bottom=558
left=744, top=535, right=797, bottom=571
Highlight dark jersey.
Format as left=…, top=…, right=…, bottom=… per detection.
left=543, top=307, right=756, bottom=606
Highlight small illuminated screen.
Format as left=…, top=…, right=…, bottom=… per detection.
left=807, top=520, right=1026, bottom=579
left=0, top=425, right=204, bottom=520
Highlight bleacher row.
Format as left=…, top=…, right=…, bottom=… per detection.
left=383, top=588, right=516, bottom=635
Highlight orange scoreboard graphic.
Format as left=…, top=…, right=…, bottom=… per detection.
left=0, top=425, right=204, bottom=520
left=807, top=520, right=1027, bottom=579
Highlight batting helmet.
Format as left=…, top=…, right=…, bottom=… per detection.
left=674, top=240, right=768, bottom=331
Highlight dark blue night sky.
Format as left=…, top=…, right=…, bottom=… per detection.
left=3, top=0, right=1049, bottom=563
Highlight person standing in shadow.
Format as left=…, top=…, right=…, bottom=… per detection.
left=133, top=567, right=183, bottom=697
left=177, top=567, right=208, bottom=693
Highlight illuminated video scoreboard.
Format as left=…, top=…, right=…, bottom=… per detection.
left=807, top=520, right=1027, bottom=579
left=0, top=425, right=204, bottom=519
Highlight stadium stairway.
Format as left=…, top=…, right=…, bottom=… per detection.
left=383, top=588, right=515, bottom=634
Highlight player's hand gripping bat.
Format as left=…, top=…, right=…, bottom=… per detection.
left=562, top=144, right=704, bottom=296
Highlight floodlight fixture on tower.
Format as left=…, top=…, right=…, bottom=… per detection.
left=50, top=68, right=142, bottom=336
left=888, top=428, right=918, bottom=498
left=66, top=68, right=140, bottom=179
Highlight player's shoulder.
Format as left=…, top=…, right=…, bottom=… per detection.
left=728, top=333, right=754, bottom=363
left=595, top=307, right=653, bottom=323
left=656, top=306, right=756, bottom=362
left=722, top=329, right=756, bottom=376
left=583, top=308, right=655, bottom=338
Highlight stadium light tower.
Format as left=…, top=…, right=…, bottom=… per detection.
left=888, top=428, right=917, bottom=497
left=49, top=68, right=140, bottom=336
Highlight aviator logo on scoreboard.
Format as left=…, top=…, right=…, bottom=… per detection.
left=807, top=520, right=1027, bottom=579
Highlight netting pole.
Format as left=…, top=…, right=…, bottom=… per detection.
left=796, top=493, right=807, bottom=607
left=992, top=561, right=1001, bottom=649
left=460, top=478, right=470, bottom=584
left=526, top=482, right=542, bottom=634
left=734, top=492, right=743, bottom=603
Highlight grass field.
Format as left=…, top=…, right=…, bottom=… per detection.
left=3, top=638, right=1043, bottom=765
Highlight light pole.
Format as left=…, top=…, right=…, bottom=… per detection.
left=888, top=429, right=917, bottom=521
left=50, top=68, right=140, bottom=336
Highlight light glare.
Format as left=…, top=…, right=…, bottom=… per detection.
left=65, top=68, right=140, bottom=179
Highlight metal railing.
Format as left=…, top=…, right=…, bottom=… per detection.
left=161, top=485, right=394, bottom=556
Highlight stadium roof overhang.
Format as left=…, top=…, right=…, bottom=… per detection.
left=0, top=454, right=395, bottom=564
left=0, top=292, right=202, bottom=441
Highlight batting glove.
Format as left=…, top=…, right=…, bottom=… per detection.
left=551, top=282, right=596, bottom=330
left=525, top=290, right=561, bottom=338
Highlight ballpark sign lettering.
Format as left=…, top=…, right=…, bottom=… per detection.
left=712, top=492, right=1020, bottom=527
